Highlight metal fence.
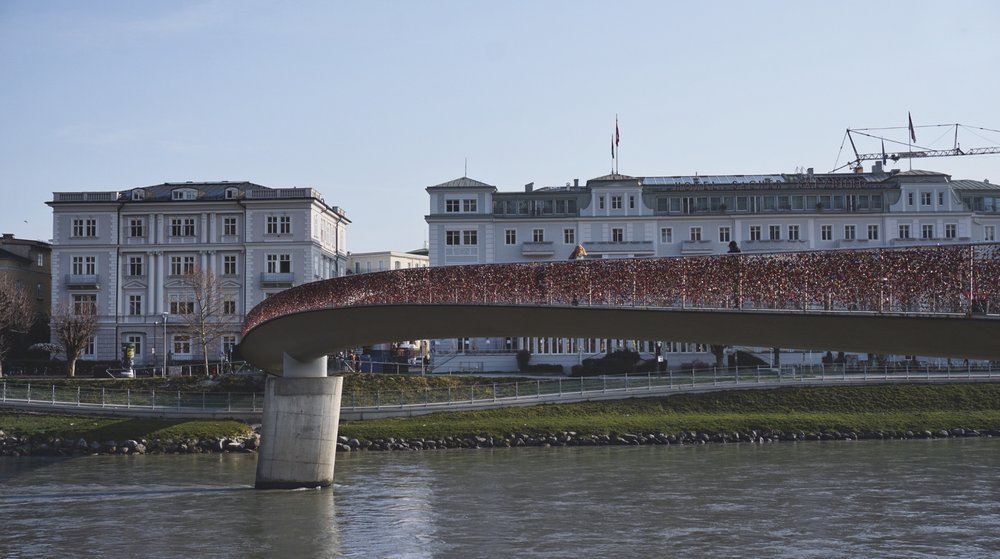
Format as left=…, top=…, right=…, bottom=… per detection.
left=2, top=363, right=998, bottom=420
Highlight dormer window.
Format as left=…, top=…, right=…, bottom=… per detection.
left=225, top=187, right=240, bottom=199
left=172, top=188, right=198, bottom=201
left=131, top=189, right=145, bottom=201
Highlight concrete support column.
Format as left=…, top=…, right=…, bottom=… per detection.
left=255, top=354, right=342, bottom=490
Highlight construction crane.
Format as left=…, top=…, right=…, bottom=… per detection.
left=832, top=123, right=1000, bottom=172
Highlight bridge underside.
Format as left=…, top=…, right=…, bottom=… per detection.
left=240, top=305, right=1000, bottom=374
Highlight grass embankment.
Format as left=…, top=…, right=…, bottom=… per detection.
left=2, top=379, right=999, bottom=443
left=337, top=383, right=1000, bottom=441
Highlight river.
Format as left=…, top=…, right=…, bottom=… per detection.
left=1, top=438, right=998, bottom=558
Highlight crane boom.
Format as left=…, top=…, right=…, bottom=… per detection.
left=854, top=146, right=1000, bottom=162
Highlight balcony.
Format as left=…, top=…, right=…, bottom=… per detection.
left=743, top=239, right=809, bottom=252
left=260, top=272, right=294, bottom=286
left=890, top=237, right=971, bottom=247
left=680, top=240, right=715, bottom=255
left=65, top=274, right=100, bottom=288
left=585, top=241, right=655, bottom=257
left=521, top=242, right=556, bottom=257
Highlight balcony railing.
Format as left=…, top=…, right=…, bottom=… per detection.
left=260, top=272, right=294, bottom=285
left=680, top=240, right=715, bottom=255
left=587, top=241, right=655, bottom=256
left=521, top=242, right=556, bottom=257
left=65, top=274, right=100, bottom=288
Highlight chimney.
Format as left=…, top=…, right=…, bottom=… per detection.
left=525, top=182, right=534, bottom=193
left=807, top=167, right=814, bottom=177
left=872, top=161, right=883, bottom=173
left=573, top=179, right=579, bottom=187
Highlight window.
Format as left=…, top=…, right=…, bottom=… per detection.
left=660, top=227, right=673, bottom=243
left=611, top=196, right=623, bottom=210
left=463, top=199, right=477, bottom=212
left=266, top=215, right=291, bottom=235
left=168, top=293, right=194, bottom=315
left=867, top=224, right=879, bottom=240
left=769, top=225, right=781, bottom=240
left=629, top=196, right=635, bottom=209
left=446, top=231, right=461, bottom=245
left=128, top=295, right=142, bottom=316
left=222, top=335, right=237, bottom=357
left=844, top=225, right=856, bottom=240
left=125, top=334, right=142, bottom=357
left=172, top=189, right=196, bottom=200
left=223, top=217, right=238, bottom=236
left=986, top=225, right=996, bottom=241
left=128, top=218, right=145, bottom=238
left=907, top=192, right=914, bottom=206
left=223, top=298, right=237, bottom=315
left=131, top=189, right=145, bottom=201
left=172, top=334, right=192, bottom=355
left=821, top=225, right=832, bottom=241
left=72, top=218, right=97, bottom=238
left=921, top=224, right=934, bottom=239
left=787, top=225, right=800, bottom=241
left=265, top=254, right=292, bottom=273
left=37, top=253, right=44, bottom=267
left=83, top=337, right=95, bottom=356
left=921, top=192, right=932, bottom=206
left=225, top=187, right=239, bottom=199
left=170, top=217, right=196, bottom=237
left=71, top=255, right=96, bottom=275
left=719, top=227, right=731, bottom=243
left=598, top=196, right=605, bottom=210
left=445, top=200, right=460, bottom=212
left=223, top=255, right=238, bottom=275
left=127, top=255, right=144, bottom=276
left=689, top=227, right=701, bottom=242
left=612, top=228, right=625, bottom=243
left=750, top=225, right=762, bottom=241
left=169, top=256, right=195, bottom=276
left=532, top=229, right=544, bottom=243
left=463, top=230, right=478, bottom=245
left=73, top=294, right=96, bottom=315
left=505, top=229, right=517, bottom=245
left=564, top=228, right=575, bottom=244
left=898, top=224, right=911, bottom=239
left=938, top=192, right=945, bottom=206
left=945, top=224, right=957, bottom=239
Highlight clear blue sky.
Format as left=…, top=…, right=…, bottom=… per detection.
left=2, top=1, right=999, bottom=251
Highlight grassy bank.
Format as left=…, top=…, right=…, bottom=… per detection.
left=337, top=383, right=1000, bottom=440
left=2, top=383, right=999, bottom=444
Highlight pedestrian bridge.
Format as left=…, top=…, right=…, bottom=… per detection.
left=241, top=244, right=1000, bottom=373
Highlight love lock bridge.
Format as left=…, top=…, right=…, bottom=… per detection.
left=241, top=243, right=1000, bottom=489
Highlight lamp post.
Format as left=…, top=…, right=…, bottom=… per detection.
left=162, top=312, right=169, bottom=378
left=152, top=320, right=159, bottom=377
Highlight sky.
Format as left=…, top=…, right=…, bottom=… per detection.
left=2, top=1, right=999, bottom=252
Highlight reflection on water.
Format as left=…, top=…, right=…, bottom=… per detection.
left=1, top=439, right=998, bottom=558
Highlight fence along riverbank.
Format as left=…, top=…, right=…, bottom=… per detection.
left=2, top=364, right=999, bottom=421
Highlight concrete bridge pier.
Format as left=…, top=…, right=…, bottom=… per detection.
left=254, top=353, right=343, bottom=490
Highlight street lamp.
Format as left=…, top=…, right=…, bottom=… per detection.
left=162, top=312, right=169, bottom=378
left=152, top=320, right=159, bottom=377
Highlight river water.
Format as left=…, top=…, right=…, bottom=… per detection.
left=1, top=438, right=998, bottom=558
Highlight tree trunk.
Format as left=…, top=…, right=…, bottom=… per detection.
left=67, top=358, right=77, bottom=378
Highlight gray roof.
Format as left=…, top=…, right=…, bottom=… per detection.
left=130, top=181, right=267, bottom=201
left=429, top=177, right=494, bottom=188
left=950, top=179, right=1000, bottom=191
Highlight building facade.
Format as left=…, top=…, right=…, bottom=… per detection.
left=47, top=181, right=349, bottom=366
left=425, top=166, right=1000, bottom=371
left=347, top=249, right=429, bottom=275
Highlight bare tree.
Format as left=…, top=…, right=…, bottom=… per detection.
left=710, top=344, right=727, bottom=369
left=50, top=302, right=98, bottom=378
left=0, top=276, right=36, bottom=376
left=176, top=267, right=239, bottom=375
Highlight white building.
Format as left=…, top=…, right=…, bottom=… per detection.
left=48, top=181, right=349, bottom=366
left=425, top=166, right=1000, bottom=372
left=347, top=249, right=428, bottom=275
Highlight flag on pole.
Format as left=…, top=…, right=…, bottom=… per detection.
left=881, top=138, right=887, bottom=165
left=615, top=116, right=620, bottom=147
left=908, top=112, right=916, bottom=142
left=611, top=132, right=615, bottom=159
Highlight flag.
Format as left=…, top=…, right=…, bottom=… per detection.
left=881, top=139, right=887, bottom=165
left=611, top=132, right=615, bottom=159
left=615, top=116, right=620, bottom=146
left=908, top=112, right=916, bottom=142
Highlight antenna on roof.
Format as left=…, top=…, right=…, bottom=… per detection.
left=464, top=157, right=468, bottom=178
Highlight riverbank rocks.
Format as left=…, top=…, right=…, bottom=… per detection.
left=0, top=432, right=261, bottom=457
